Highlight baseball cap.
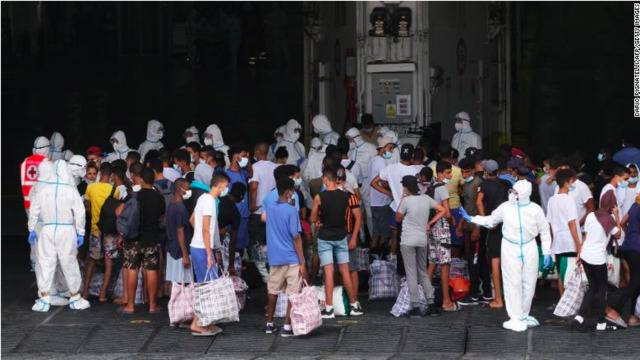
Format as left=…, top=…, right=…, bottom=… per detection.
left=482, top=159, right=499, bottom=173
left=516, top=164, right=531, bottom=176
left=401, top=175, right=420, bottom=195
left=87, top=146, right=102, bottom=157
left=400, top=143, right=415, bottom=161
left=507, top=157, right=524, bottom=170
left=377, top=136, right=395, bottom=148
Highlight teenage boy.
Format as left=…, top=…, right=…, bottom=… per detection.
left=262, top=178, right=307, bottom=337
left=547, top=168, right=582, bottom=296
left=366, top=136, right=394, bottom=255
left=189, top=172, right=229, bottom=336
left=337, top=167, right=363, bottom=309
left=226, top=147, right=252, bottom=253
left=311, top=168, right=364, bottom=318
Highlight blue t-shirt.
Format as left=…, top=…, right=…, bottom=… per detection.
left=262, top=188, right=300, bottom=212
left=225, top=168, right=250, bottom=218
left=265, top=201, right=301, bottom=266
left=165, top=201, right=192, bottom=259
left=621, top=203, right=640, bottom=253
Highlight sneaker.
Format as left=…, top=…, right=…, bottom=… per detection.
left=350, top=303, right=364, bottom=316
left=408, top=307, right=423, bottom=318
left=69, top=295, right=91, bottom=310
left=32, top=298, right=51, bottom=312
left=280, top=328, right=294, bottom=337
left=480, top=295, right=494, bottom=303
left=264, top=323, right=278, bottom=334
left=596, top=322, right=617, bottom=331
left=321, top=308, right=335, bottom=319
left=458, top=295, right=479, bottom=306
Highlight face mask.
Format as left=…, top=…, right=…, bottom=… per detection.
left=321, top=184, right=327, bottom=192
left=454, top=122, right=463, bottom=131
left=618, top=180, right=629, bottom=189
left=362, top=127, right=374, bottom=133
left=499, top=173, right=516, bottom=184
left=543, top=166, right=549, bottom=174
left=629, top=176, right=639, bottom=184
left=190, top=153, right=196, bottom=163
left=383, top=151, right=393, bottom=160
left=569, top=183, right=576, bottom=192
left=294, top=177, right=303, bottom=187
left=508, top=192, right=518, bottom=204
left=238, top=157, right=249, bottom=168
left=442, top=178, right=450, bottom=184
left=183, top=189, right=192, bottom=200
left=341, top=159, right=352, bottom=167
left=220, top=187, right=229, bottom=197
left=132, top=184, right=141, bottom=192
left=204, top=137, right=213, bottom=146
left=597, top=153, right=605, bottom=162
left=173, top=164, right=181, bottom=173
left=464, top=176, right=474, bottom=183
left=349, top=142, right=356, bottom=150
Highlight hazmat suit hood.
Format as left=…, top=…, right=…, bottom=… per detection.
left=283, top=119, right=302, bottom=142
left=111, top=131, right=129, bottom=152
left=454, top=111, right=472, bottom=132
left=50, top=132, right=65, bottom=158
left=511, top=180, right=532, bottom=206
left=63, top=150, right=74, bottom=161
left=146, top=120, right=164, bottom=142
left=203, top=124, right=226, bottom=149
left=54, top=160, right=74, bottom=186
left=68, top=155, right=87, bottom=185
left=345, top=127, right=364, bottom=147
left=33, top=137, right=51, bottom=156
left=37, top=160, right=56, bottom=183
left=310, top=137, right=323, bottom=152
left=312, top=114, right=332, bottom=135
left=274, top=126, right=285, bottom=142
left=452, top=111, right=482, bottom=157
left=184, top=126, right=200, bottom=144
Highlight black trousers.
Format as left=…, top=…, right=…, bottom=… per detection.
left=578, top=260, right=608, bottom=323
left=613, top=250, right=640, bottom=315
left=466, top=228, right=492, bottom=298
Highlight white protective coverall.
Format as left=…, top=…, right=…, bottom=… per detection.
left=105, top=130, right=132, bottom=162
left=28, top=160, right=86, bottom=305
left=276, top=119, right=306, bottom=166
left=302, top=137, right=326, bottom=182
left=346, top=127, right=378, bottom=237
left=184, top=125, right=201, bottom=145
left=312, top=114, right=339, bottom=146
left=378, top=127, right=400, bottom=165
left=469, top=180, right=551, bottom=332
left=138, top=119, right=165, bottom=160
left=203, top=124, right=230, bottom=166
left=67, top=155, right=87, bottom=186
left=451, top=111, right=482, bottom=158
left=267, top=125, right=285, bottom=161
left=49, top=132, right=65, bottom=161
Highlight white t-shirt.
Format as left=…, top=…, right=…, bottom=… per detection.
left=191, top=193, right=221, bottom=250
left=599, top=183, right=616, bottom=203
left=554, top=179, right=592, bottom=223
left=621, top=186, right=640, bottom=217
left=248, top=160, right=279, bottom=215
left=546, top=193, right=581, bottom=254
left=580, top=213, right=619, bottom=265
left=433, top=184, right=450, bottom=204
left=379, top=162, right=424, bottom=211
left=116, top=184, right=128, bottom=200
left=539, top=174, right=556, bottom=214
left=163, top=167, right=181, bottom=182
left=368, top=156, right=392, bottom=207
left=340, top=159, right=361, bottom=185
left=345, top=169, right=359, bottom=194
left=397, top=194, right=439, bottom=247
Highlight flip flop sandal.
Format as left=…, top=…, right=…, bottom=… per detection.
left=117, top=306, right=135, bottom=315
left=442, top=302, right=461, bottom=312
left=148, top=307, right=163, bottom=314
left=191, top=331, right=216, bottom=337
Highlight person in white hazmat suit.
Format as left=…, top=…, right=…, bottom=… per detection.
left=138, top=119, right=165, bottom=160
left=302, top=137, right=326, bottom=182
left=460, top=180, right=552, bottom=332
left=67, top=155, right=88, bottom=186
left=105, top=130, right=132, bottom=162
left=276, top=119, right=306, bottom=166
left=378, top=126, right=400, bottom=164
left=184, top=125, right=201, bottom=145
left=312, top=114, right=339, bottom=146
left=49, top=132, right=66, bottom=161
left=28, top=160, right=90, bottom=312
left=346, top=127, right=378, bottom=237
left=451, top=111, right=482, bottom=158
left=203, top=124, right=230, bottom=166
left=267, top=125, right=285, bottom=162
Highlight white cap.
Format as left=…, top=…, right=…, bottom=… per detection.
left=377, top=136, right=395, bottom=148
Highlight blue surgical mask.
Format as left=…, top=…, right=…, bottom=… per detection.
left=238, top=157, right=249, bottom=168
left=173, top=164, right=181, bottom=173
left=629, top=176, right=638, bottom=184
left=569, top=183, right=576, bottom=192
left=464, top=176, right=474, bottom=183
left=499, top=173, right=516, bottom=185
left=597, top=153, right=605, bottom=162
left=320, top=184, right=327, bottom=192
left=383, top=151, right=393, bottom=160
left=220, top=187, right=229, bottom=197
left=618, top=180, right=629, bottom=189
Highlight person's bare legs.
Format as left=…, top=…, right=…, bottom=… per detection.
left=389, top=229, right=398, bottom=255
left=338, top=263, right=357, bottom=303
left=99, top=257, right=113, bottom=302
left=490, top=258, right=504, bottom=308
left=82, top=258, right=96, bottom=299
left=427, top=263, right=436, bottom=281
left=145, top=269, right=160, bottom=312
left=323, top=264, right=335, bottom=306
left=440, top=264, right=454, bottom=309
left=124, top=268, right=138, bottom=313
left=557, top=278, right=565, bottom=297
left=350, top=271, right=359, bottom=301
left=265, top=293, right=278, bottom=323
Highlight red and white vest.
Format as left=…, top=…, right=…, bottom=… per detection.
left=20, top=154, right=47, bottom=210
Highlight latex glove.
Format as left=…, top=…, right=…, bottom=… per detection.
left=28, top=231, right=37, bottom=246
left=543, top=255, right=553, bottom=269
left=458, top=206, right=473, bottom=222
left=76, top=235, right=85, bottom=248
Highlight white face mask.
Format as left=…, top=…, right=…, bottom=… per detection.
left=454, top=122, right=463, bottom=131
left=294, top=177, right=303, bottom=187
left=183, top=189, right=192, bottom=200
left=238, top=157, right=249, bottom=168
left=204, top=137, right=213, bottom=146
left=132, top=184, right=142, bottom=192
left=340, top=159, right=352, bottom=167
left=349, top=142, right=356, bottom=150
left=220, top=187, right=229, bottom=197
left=173, top=164, right=182, bottom=173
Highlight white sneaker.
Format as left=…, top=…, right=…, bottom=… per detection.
left=503, top=319, right=527, bottom=332
left=69, top=295, right=90, bottom=310
left=32, top=297, right=51, bottom=312
left=521, top=315, right=540, bottom=328
left=49, top=294, right=70, bottom=306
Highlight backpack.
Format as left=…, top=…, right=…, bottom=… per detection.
left=345, top=160, right=356, bottom=171
left=117, top=193, right=141, bottom=240
left=98, top=185, right=119, bottom=235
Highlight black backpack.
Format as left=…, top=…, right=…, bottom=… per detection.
left=98, top=185, right=119, bottom=235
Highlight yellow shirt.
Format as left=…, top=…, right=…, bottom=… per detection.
left=429, top=164, right=462, bottom=208
left=85, top=182, right=120, bottom=235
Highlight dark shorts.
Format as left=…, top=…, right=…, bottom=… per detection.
left=486, top=228, right=502, bottom=259
left=123, top=241, right=160, bottom=270
left=248, top=214, right=266, bottom=247
left=371, top=205, right=393, bottom=238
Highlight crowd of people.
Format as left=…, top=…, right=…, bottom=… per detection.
left=20, top=113, right=640, bottom=336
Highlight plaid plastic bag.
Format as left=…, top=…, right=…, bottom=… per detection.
left=275, top=292, right=288, bottom=318
left=390, top=280, right=428, bottom=317
left=168, top=282, right=194, bottom=325
left=113, top=270, right=145, bottom=304
left=231, top=275, right=249, bottom=311
left=193, top=270, right=239, bottom=326
left=222, top=235, right=243, bottom=276
left=553, top=266, right=588, bottom=317
left=89, top=272, right=104, bottom=297
left=289, top=281, right=323, bottom=336
left=449, top=258, right=469, bottom=279
left=368, top=259, right=399, bottom=300
left=355, top=247, right=370, bottom=272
